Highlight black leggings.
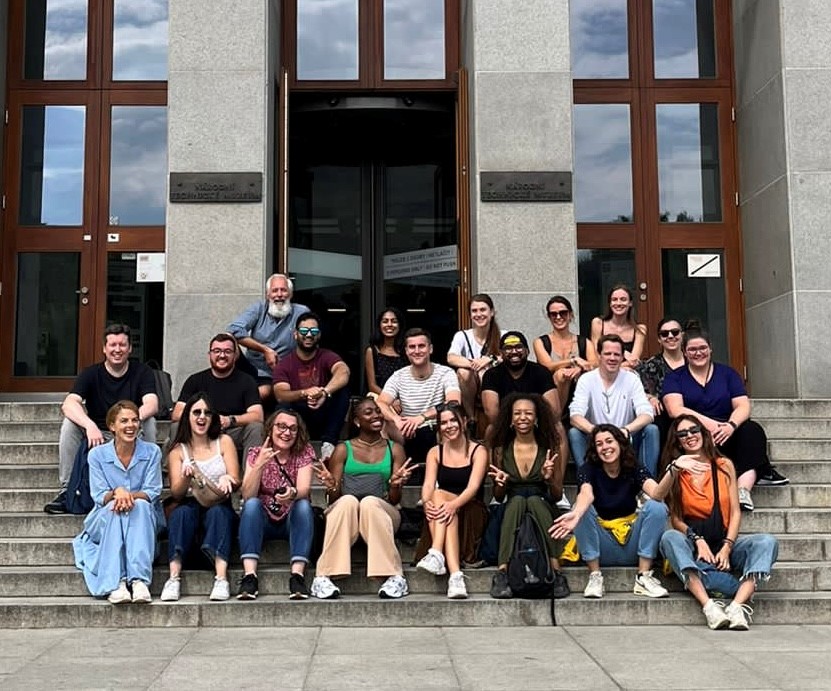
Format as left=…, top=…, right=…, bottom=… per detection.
left=717, top=419, right=769, bottom=477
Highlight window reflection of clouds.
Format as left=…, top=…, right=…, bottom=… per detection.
left=570, top=0, right=628, bottom=79
left=573, top=104, right=633, bottom=223
left=297, top=0, right=359, bottom=80
left=25, top=0, right=87, bottom=80
left=109, top=107, right=168, bottom=226
left=384, top=0, right=445, bottom=80
left=656, top=104, right=721, bottom=222
left=653, top=0, right=715, bottom=78
left=113, top=0, right=168, bottom=80
left=21, top=106, right=86, bottom=226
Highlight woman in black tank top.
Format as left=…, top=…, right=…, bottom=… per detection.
left=414, top=403, right=489, bottom=599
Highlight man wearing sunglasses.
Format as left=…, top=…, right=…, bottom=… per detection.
left=569, top=334, right=659, bottom=475
left=272, top=312, right=350, bottom=461
left=171, top=332, right=264, bottom=462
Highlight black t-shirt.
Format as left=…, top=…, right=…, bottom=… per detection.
left=70, top=361, right=156, bottom=428
left=481, top=361, right=555, bottom=399
left=576, top=462, right=652, bottom=520
left=177, top=367, right=260, bottom=416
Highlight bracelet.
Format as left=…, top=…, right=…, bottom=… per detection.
left=723, top=537, right=735, bottom=545
left=727, top=420, right=737, bottom=430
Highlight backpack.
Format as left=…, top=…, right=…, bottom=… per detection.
left=146, top=360, right=174, bottom=420
left=507, top=511, right=554, bottom=599
left=65, top=443, right=94, bottom=515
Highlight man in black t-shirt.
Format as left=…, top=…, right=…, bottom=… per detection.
left=45, top=324, right=158, bottom=514
left=172, top=332, right=264, bottom=463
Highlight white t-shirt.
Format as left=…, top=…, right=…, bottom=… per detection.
left=382, top=364, right=460, bottom=418
left=447, top=328, right=506, bottom=359
left=569, top=369, right=653, bottom=427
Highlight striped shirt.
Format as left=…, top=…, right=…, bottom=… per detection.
left=382, top=364, right=459, bottom=418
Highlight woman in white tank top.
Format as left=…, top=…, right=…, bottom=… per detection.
left=160, top=393, right=240, bottom=602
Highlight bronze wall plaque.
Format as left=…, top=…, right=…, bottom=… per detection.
left=480, top=171, right=572, bottom=202
left=169, top=172, right=263, bottom=203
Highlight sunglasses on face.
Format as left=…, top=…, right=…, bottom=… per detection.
left=676, top=425, right=702, bottom=438
left=548, top=309, right=569, bottom=319
left=297, top=327, right=320, bottom=337
left=659, top=328, right=681, bottom=338
left=191, top=408, right=213, bottom=417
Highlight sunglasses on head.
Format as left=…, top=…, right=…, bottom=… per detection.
left=659, top=328, right=681, bottom=338
left=297, top=327, right=320, bottom=337
left=676, top=425, right=702, bottom=438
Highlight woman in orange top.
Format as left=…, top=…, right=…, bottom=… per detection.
left=658, top=414, right=778, bottom=630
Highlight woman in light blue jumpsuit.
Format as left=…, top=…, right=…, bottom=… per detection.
left=73, top=400, right=163, bottom=602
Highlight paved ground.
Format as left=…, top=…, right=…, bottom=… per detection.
left=1, top=624, right=830, bottom=690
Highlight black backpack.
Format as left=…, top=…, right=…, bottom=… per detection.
left=147, top=360, right=174, bottom=420
left=507, top=511, right=554, bottom=598
left=65, top=443, right=94, bottom=515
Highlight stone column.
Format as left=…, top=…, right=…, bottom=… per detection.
left=735, top=0, right=831, bottom=396
left=465, top=0, right=577, bottom=347
left=165, top=1, right=278, bottom=390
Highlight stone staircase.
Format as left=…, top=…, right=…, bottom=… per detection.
left=0, top=399, right=829, bottom=628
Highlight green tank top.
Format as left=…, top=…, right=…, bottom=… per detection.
left=343, top=440, right=393, bottom=483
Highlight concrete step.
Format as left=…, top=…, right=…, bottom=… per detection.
left=0, top=443, right=59, bottom=465
left=758, top=418, right=831, bottom=439
left=753, top=399, right=831, bottom=419
left=552, top=591, right=831, bottom=626
left=0, top=465, right=57, bottom=489
left=762, top=460, right=831, bottom=484
left=0, top=402, right=63, bottom=422
left=0, top=594, right=552, bottom=629
left=769, top=439, right=831, bottom=460
left=739, top=508, right=831, bottom=534
left=0, top=423, right=62, bottom=443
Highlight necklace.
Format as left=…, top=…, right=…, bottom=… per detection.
left=355, top=437, right=385, bottom=447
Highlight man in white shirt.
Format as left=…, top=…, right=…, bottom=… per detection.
left=569, top=335, right=659, bottom=474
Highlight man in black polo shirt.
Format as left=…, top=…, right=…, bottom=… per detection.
left=44, top=323, right=158, bottom=514
left=172, top=332, right=264, bottom=463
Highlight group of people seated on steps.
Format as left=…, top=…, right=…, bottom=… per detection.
left=54, top=276, right=785, bottom=629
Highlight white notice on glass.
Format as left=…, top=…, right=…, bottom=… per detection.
left=687, top=254, right=721, bottom=278
left=136, top=253, right=166, bottom=282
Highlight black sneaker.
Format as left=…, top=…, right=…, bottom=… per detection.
left=237, top=573, right=259, bottom=600
left=44, top=490, right=68, bottom=515
left=289, top=573, right=310, bottom=600
left=757, top=465, right=789, bottom=486
left=550, top=570, right=571, bottom=599
left=490, top=570, right=512, bottom=599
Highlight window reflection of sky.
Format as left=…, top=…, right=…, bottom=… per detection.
left=113, top=0, right=168, bottom=80
left=22, top=106, right=86, bottom=226
left=297, top=0, right=359, bottom=80
left=26, top=0, right=87, bottom=80
left=110, top=106, right=168, bottom=226
left=384, top=0, right=444, bottom=80
left=653, top=0, right=715, bottom=78
left=656, top=104, right=720, bottom=222
left=570, top=0, right=628, bottom=79
left=573, top=104, right=633, bottom=223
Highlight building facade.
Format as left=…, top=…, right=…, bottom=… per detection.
left=0, top=1, right=828, bottom=399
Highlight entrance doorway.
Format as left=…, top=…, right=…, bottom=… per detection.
left=287, top=96, right=458, bottom=391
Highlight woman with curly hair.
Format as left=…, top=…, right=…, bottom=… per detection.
left=487, top=393, right=569, bottom=599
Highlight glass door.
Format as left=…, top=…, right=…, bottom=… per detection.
left=287, top=96, right=458, bottom=391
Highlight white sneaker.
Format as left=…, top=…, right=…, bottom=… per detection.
left=320, top=442, right=336, bottom=462
left=633, top=570, right=669, bottom=598
left=724, top=601, right=753, bottom=630
left=209, top=577, right=230, bottom=601
left=447, top=571, right=468, bottom=599
left=160, top=577, right=181, bottom=602
left=555, top=491, right=571, bottom=510
left=130, top=580, right=152, bottom=604
left=583, top=571, right=604, bottom=599
left=107, top=580, right=131, bottom=605
left=738, top=487, right=754, bottom=511
left=703, top=599, right=730, bottom=630
left=311, top=575, right=341, bottom=600
left=416, top=549, right=447, bottom=576
left=378, top=575, right=409, bottom=599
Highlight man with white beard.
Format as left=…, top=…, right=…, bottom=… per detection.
left=228, top=274, right=309, bottom=402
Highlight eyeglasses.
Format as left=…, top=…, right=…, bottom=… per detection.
left=209, top=348, right=234, bottom=356
left=676, top=425, right=702, bottom=438
left=686, top=345, right=710, bottom=354
left=659, top=328, right=681, bottom=338
left=191, top=408, right=213, bottom=417
left=548, top=309, right=570, bottom=320
left=275, top=422, right=298, bottom=434
left=297, top=327, right=320, bottom=337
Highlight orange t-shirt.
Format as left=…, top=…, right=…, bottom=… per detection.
left=678, top=457, right=732, bottom=531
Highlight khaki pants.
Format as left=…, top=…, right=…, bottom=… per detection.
left=316, top=495, right=402, bottom=579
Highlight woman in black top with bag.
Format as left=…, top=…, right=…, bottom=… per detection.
left=415, top=402, right=489, bottom=599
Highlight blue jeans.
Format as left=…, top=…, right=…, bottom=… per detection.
left=167, top=499, right=236, bottom=563
left=238, top=497, right=314, bottom=565
left=568, top=423, right=660, bottom=476
left=660, top=529, right=779, bottom=597
left=572, top=499, right=668, bottom=564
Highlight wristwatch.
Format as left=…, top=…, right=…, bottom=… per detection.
left=229, top=415, right=237, bottom=428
